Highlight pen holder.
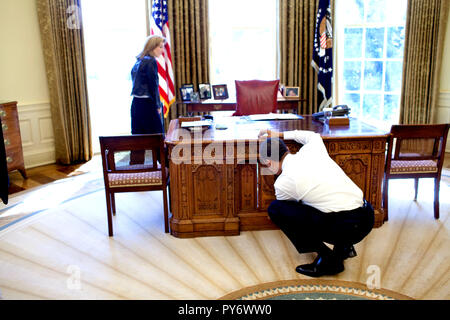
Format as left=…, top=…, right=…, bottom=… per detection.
left=178, top=116, right=202, bottom=125
left=325, top=116, right=349, bottom=126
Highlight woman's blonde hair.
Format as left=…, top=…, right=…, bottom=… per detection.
left=136, top=35, right=166, bottom=59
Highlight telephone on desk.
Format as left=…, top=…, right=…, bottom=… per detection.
left=312, top=105, right=350, bottom=119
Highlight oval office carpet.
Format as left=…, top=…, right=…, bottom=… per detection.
left=219, top=279, right=413, bottom=300
left=0, top=166, right=448, bottom=300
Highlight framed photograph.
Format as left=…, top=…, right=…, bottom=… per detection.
left=279, top=83, right=285, bottom=95
left=212, top=84, right=229, bottom=100
left=180, top=85, right=194, bottom=102
left=191, top=92, right=200, bottom=103
left=198, top=83, right=212, bottom=100
left=284, top=86, right=299, bottom=98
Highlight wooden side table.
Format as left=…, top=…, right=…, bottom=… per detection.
left=0, top=101, right=27, bottom=179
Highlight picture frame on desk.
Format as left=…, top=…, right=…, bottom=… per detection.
left=191, top=92, right=200, bottom=103
left=212, top=84, right=229, bottom=100
left=284, top=86, right=299, bottom=98
left=180, top=85, right=194, bottom=102
left=279, top=83, right=285, bottom=95
left=198, top=83, right=212, bottom=99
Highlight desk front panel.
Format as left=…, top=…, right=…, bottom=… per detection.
left=166, top=117, right=389, bottom=238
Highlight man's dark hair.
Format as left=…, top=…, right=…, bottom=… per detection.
left=259, top=138, right=289, bottom=162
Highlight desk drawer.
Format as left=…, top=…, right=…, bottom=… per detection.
left=327, top=140, right=373, bottom=155
left=0, top=116, right=20, bottom=133
left=0, top=105, right=19, bottom=122
left=1, top=116, right=22, bottom=152
left=5, top=145, right=25, bottom=170
left=4, top=130, right=22, bottom=151
left=0, top=107, right=20, bottom=136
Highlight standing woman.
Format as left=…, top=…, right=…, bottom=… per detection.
left=130, top=35, right=165, bottom=164
left=130, top=35, right=165, bottom=135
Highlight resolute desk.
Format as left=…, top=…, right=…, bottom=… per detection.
left=165, top=116, right=389, bottom=238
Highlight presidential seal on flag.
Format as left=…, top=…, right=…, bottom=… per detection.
left=319, top=9, right=333, bottom=56
left=312, top=0, right=333, bottom=111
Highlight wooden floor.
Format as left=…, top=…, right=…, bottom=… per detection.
left=0, top=154, right=448, bottom=300
left=7, top=156, right=103, bottom=196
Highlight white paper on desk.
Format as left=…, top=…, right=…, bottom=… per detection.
left=246, top=113, right=302, bottom=121
left=180, top=120, right=213, bottom=128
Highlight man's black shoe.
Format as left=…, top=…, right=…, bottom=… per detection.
left=333, top=245, right=357, bottom=260
left=295, top=255, right=344, bottom=277
left=345, top=245, right=357, bottom=258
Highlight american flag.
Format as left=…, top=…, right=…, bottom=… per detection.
left=320, top=33, right=327, bottom=49
left=150, top=0, right=175, bottom=118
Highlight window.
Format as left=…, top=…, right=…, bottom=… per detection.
left=208, top=0, right=278, bottom=98
left=335, top=0, right=407, bottom=128
left=82, top=0, right=147, bottom=152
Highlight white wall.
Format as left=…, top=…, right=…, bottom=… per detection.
left=437, top=4, right=450, bottom=152
left=0, top=0, right=55, bottom=168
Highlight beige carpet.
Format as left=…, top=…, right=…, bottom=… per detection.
left=0, top=168, right=448, bottom=299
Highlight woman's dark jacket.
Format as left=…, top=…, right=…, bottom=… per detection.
left=131, top=55, right=160, bottom=107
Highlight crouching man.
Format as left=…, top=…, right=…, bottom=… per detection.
left=258, top=129, right=374, bottom=277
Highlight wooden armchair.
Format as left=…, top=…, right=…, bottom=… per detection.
left=99, top=134, right=169, bottom=236
left=383, top=124, right=449, bottom=220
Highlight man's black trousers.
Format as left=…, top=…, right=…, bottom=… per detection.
left=267, top=200, right=375, bottom=255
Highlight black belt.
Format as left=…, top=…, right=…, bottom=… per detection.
left=362, top=199, right=374, bottom=211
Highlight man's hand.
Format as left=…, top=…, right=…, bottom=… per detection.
left=258, top=129, right=283, bottom=139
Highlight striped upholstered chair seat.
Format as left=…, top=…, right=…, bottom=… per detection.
left=108, top=168, right=168, bottom=188
left=389, top=159, right=438, bottom=174
left=115, top=163, right=159, bottom=171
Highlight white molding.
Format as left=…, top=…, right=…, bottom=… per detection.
left=437, top=91, right=450, bottom=107
left=18, top=119, right=33, bottom=147
left=436, top=91, right=450, bottom=152
left=16, top=102, right=56, bottom=168
left=23, top=148, right=56, bottom=169
left=17, top=102, right=51, bottom=113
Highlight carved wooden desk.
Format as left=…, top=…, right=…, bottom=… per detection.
left=165, top=116, right=389, bottom=238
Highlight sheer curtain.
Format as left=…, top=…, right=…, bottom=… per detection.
left=82, top=0, right=147, bottom=152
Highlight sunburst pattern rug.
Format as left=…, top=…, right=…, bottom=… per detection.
left=0, top=172, right=104, bottom=232
left=0, top=165, right=448, bottom=299
left=219, top=279, right=414, bottom=300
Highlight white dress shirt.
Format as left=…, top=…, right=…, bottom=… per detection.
left=273, top=130, right=364, bottom=213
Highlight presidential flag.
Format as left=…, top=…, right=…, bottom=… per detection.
left=311, top=0, right=333, bottom=111
left=150, top=0, right=175, bottom=118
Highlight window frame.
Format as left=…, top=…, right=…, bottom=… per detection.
left=207, top=0, right=279, bottom=97
left=334, top=0, right=407, bottom=129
